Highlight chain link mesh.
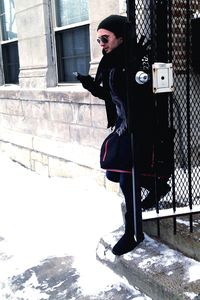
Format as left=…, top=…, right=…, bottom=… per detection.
left=134, top=0, right=200, bottom=211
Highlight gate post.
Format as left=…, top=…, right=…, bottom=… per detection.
left=155, top=0, right=169, bottom=131
left=153, top=0, right=171, bottom=218
left=125, top=0, right=143, bottom=242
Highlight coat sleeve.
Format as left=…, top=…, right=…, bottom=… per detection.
left=89, top=83, right=110, bottom=101
left=88, top=82, right=117, bottom=128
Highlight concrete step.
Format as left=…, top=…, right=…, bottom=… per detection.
left=96, top=227, right=200, bottom=300
left=143, top=213, right=200, bottom=262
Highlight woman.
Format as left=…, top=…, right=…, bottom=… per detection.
left=76, top=15, right=170, bottom=255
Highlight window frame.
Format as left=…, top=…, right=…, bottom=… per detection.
left=1, top=38, right=19, bottom=84
left=0, top=0, right=19, bottom=85
left=51, top=0, right=90, bottom=85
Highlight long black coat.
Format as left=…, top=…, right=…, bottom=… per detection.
left=89, top=44, right=155, bottom=172
left=89, top=45, right=125, bottom=129
left=86, top=44, right=173, bottom=178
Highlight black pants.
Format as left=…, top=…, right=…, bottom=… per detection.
left=106, top=171, right=133, bottom=210
left=106, top=171, right=134, bottom=232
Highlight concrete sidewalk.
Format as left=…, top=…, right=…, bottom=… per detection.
left=0, top=242, right=150, bottom=300
left=0, top=154, right=151, bottom=300
left=96, top=227, right=200, bottom=300
left=0, top=154, right=199, bottom=300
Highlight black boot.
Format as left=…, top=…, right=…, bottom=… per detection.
left=112, top=233, right=137, bottom=256
left=112, top=173, right=144, bottom=256
left=112, top=213, right=144, bottom=256
left=141, top=180, right=171, bottom=210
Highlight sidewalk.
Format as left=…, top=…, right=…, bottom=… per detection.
left=0, top=154, right=150, bottom=299
left=97, top=226, right=200, bottom=300
left=2, top=154, right=199, bottom=299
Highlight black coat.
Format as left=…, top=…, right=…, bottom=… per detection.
left=88, top=44, right=153, bottom=171
left=90, top=44, right=126, bottom=129
left=90, top=44, right=155, bottom=135
left=85, top=44, right=173, bottom=178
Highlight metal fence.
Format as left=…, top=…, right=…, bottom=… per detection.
left=127, top=0, right=200, bottom=236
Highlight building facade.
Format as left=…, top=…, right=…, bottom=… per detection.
left=0, top=0, right=126, bottom=190
left=0, top=0, right=199, bottom=192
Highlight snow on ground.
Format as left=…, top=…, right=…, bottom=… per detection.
left=0, top=153, right=199, bottom=299
left=0, top=153, right=150, bottom=299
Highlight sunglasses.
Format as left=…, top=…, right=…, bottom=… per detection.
left=97, top=35, right=109, bottom=44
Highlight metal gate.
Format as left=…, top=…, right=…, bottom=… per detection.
left=126, top=0, right=200, bottom=236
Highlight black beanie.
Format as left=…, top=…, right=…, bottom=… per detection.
left=97, top=15, right=127, bottom=38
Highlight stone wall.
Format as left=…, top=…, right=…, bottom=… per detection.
left=0, top=85, right=120, bottom=193
left=0, top=0, right=124, bottom=194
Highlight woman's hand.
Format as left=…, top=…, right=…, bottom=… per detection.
left=76, top=73, right=95, bottom=90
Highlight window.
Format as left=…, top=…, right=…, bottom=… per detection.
left=54, top=0, right=90, bottom=83
left=0, top=0, right=19, bottom=84
left=55, top=0, right=89, bottom=26
left=2, top=40, right=19, bottom=83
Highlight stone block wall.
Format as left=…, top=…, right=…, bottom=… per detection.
left=0, top=85, right=120, bottom=194
left=0, top=0, right=124, bottom=195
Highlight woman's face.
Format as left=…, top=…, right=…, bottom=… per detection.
left=97, top=29, right=123, bottom=53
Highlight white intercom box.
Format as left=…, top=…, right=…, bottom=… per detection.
left=152, top=63, right=174, bottom=93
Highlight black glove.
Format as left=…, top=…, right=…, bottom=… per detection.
left=76, top=73, right=95, bottom=90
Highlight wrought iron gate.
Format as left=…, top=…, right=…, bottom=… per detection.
left=126, top=0, right=200, bottom=235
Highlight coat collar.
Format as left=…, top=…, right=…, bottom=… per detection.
left=100, top=44, right=126, bottom=69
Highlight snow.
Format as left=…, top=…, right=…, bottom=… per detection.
left=188, top=264, right=200, bottom=282
left=0, top=153, right=199, bottom=300
left=184, top=292, right=199, bottom=300
left=0, top=153, right=150, bottom=299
